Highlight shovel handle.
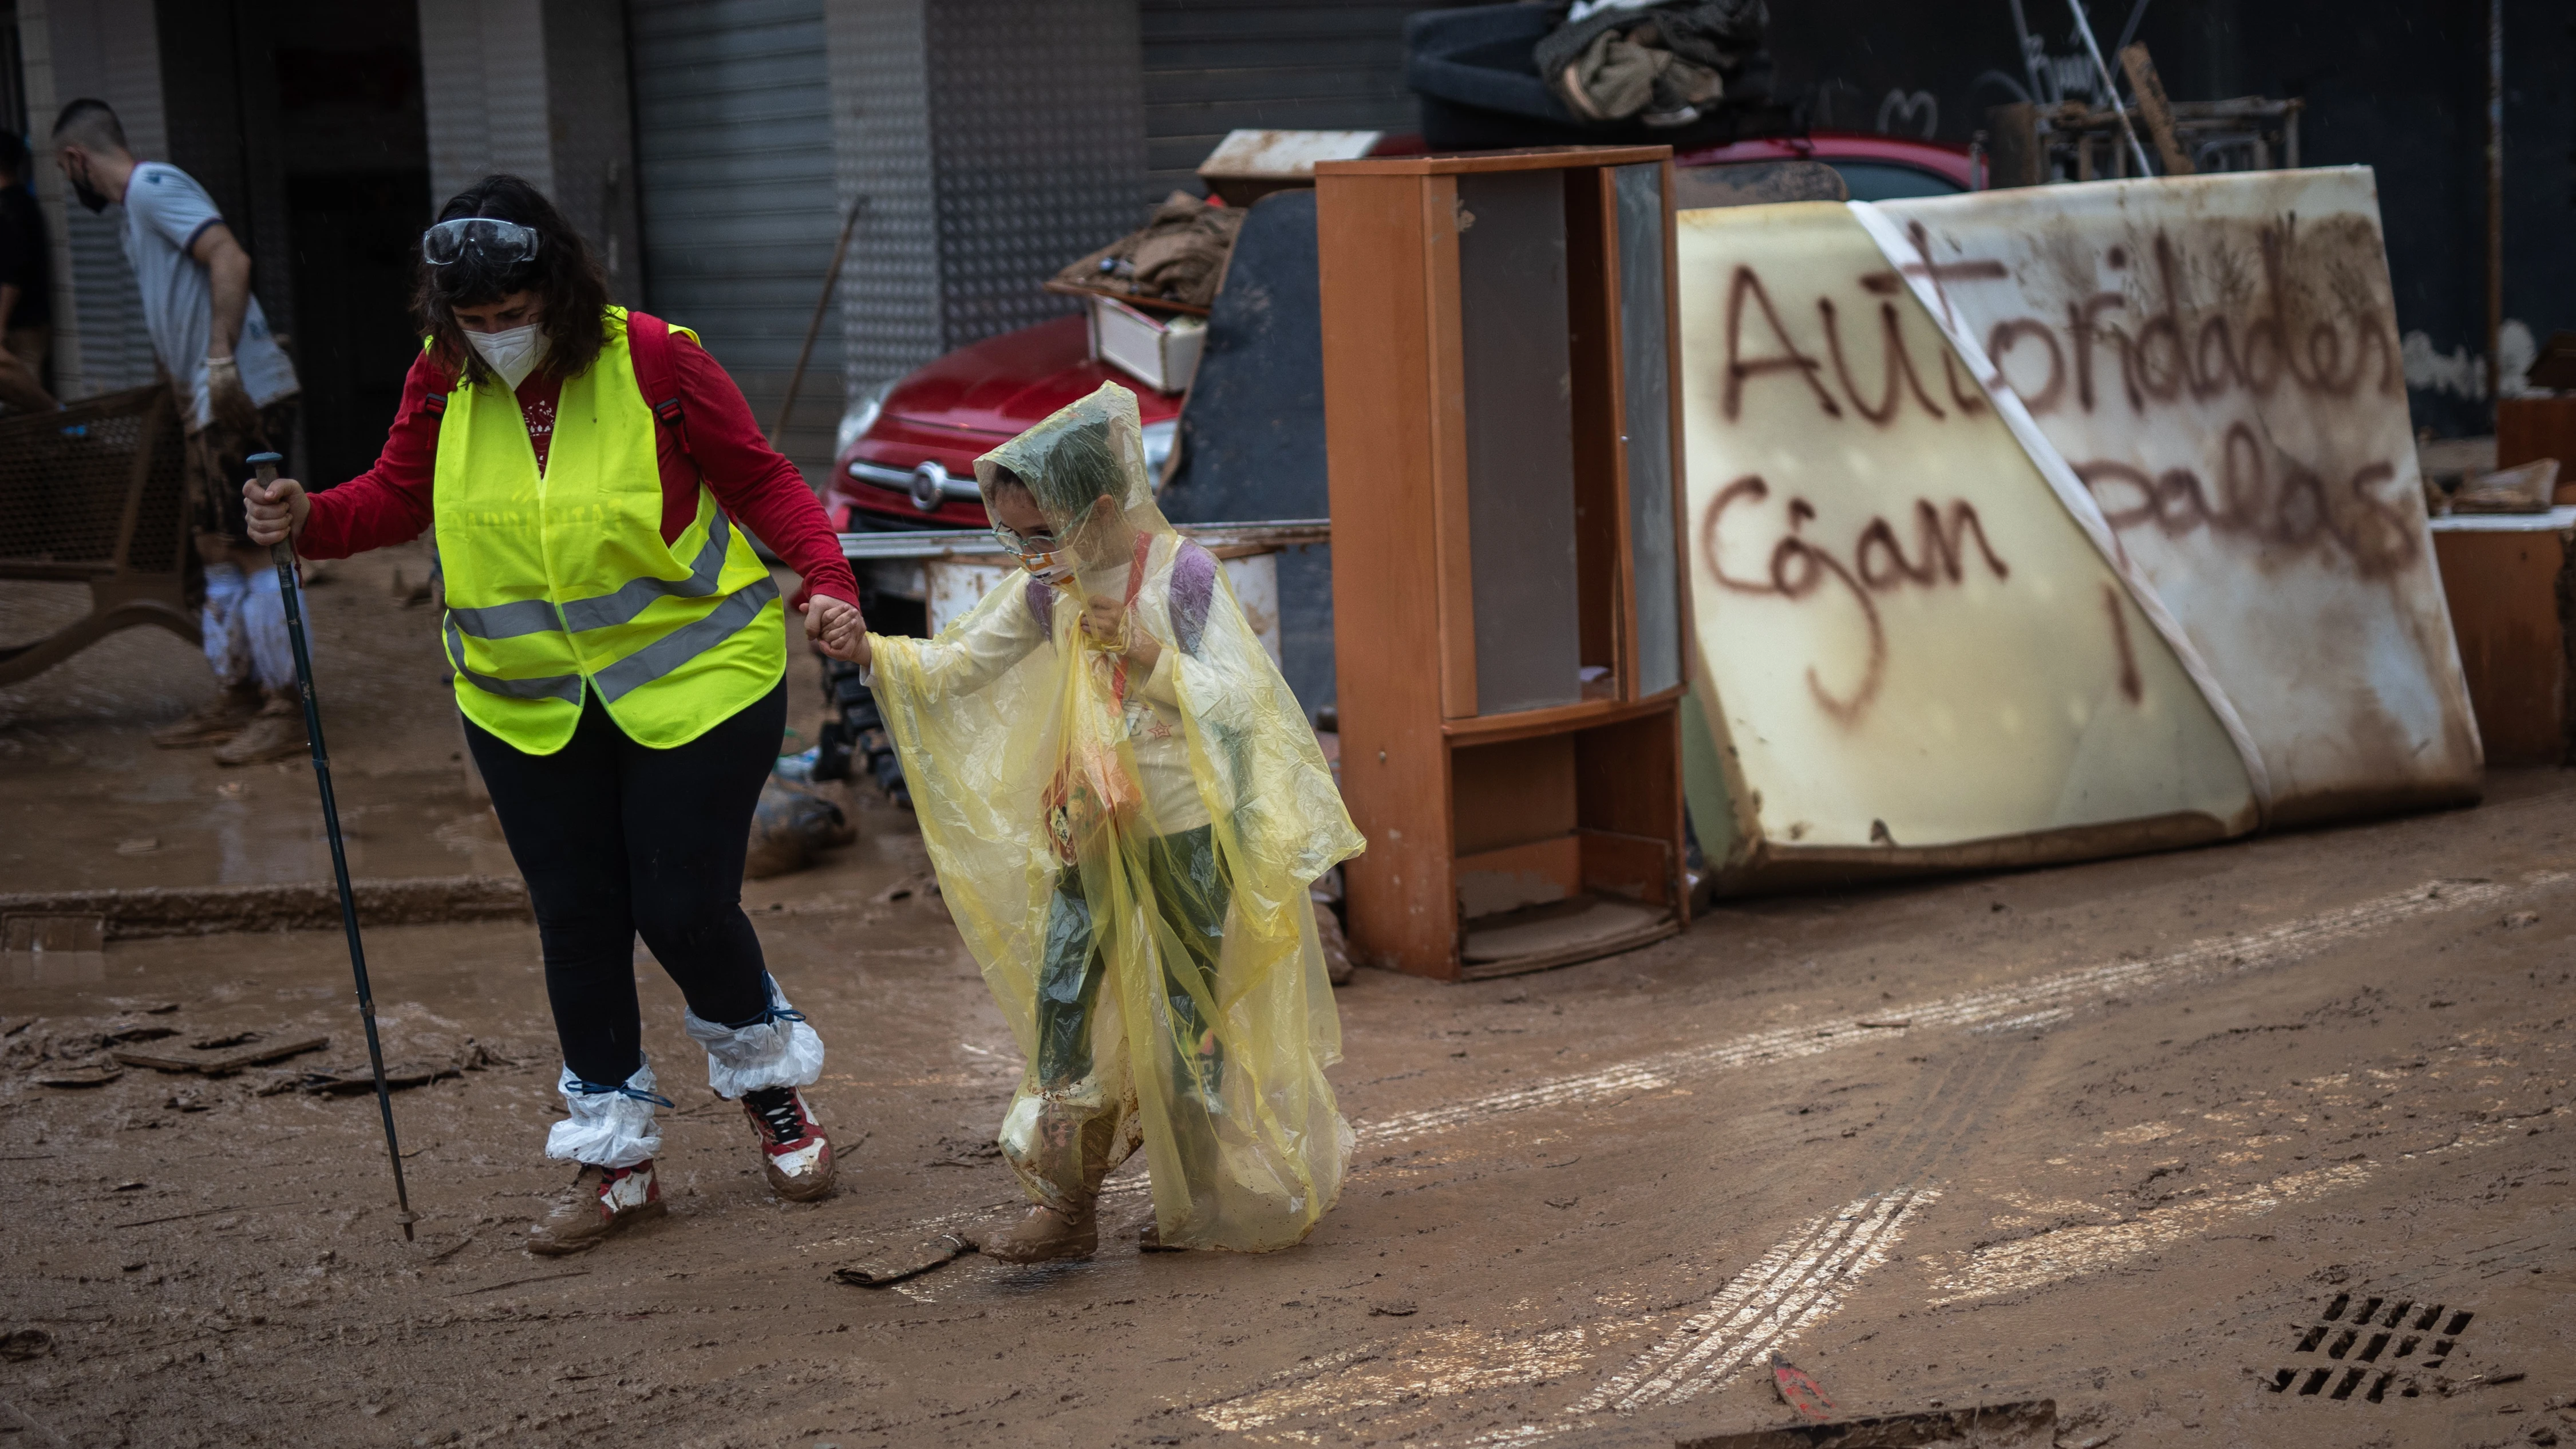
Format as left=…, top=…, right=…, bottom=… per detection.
left=245, top=451, right=290, bottom=566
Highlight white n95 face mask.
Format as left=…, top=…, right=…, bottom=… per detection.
left=468, top=322, right=548, bottom=389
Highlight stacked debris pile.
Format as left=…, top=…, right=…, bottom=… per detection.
left=1053, top=191, right=1246, bottom=311
left=1406, top=1, right=1787, bottom=151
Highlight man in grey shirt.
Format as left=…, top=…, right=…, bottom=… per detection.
left=54, top=98, right=307, bottom=763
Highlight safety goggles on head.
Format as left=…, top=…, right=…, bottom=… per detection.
left=421, top=217, right=542, bottom=269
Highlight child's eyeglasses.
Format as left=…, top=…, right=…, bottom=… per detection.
left=989, top=523, right=1059, bottom=558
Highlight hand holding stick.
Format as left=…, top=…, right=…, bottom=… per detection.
left=245, top=452, right=417, bottom=1242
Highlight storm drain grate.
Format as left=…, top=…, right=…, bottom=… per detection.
left=2264, top=1292, right=2474, bottom=1403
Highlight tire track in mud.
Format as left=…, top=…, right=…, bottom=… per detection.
left=1193, top=1044, right=2041, bottom=1442
left=1360, top=874, right=2539, bottom=1144
left=1558, top=1040, right=2038, bottom=1418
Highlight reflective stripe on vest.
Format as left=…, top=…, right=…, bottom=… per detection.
left=447, top=507, right=738, bottom=641
left=432, top=308, right=784, bottom=753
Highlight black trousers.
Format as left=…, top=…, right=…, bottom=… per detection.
left=466, top=681, right=785, bottom=1085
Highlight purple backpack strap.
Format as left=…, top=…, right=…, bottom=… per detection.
left=1169, top=542, right=1217, bottom=657
left=1024, top=577, right=1056, bottom=638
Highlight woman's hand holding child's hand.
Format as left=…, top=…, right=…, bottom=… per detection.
left=804, top=594, right=870, bottom=666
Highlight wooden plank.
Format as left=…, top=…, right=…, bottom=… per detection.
left=110, top=1035, right=330, bottom=1075
left=2118, top=44, right=2195, bottom=176
left=1451, top=734, right=1576, bottom=856
left=2499, top=397, right=2576, bottom=502
left=1439, top=689, right=1680, bottom=745
left=1319, top=145, right=1673, bottom=177
left=2432, top=528, right=2573, bottom=766
left=1457, top=895, right=1678, bottom=978
left=1578, top=827, right=1672, bottom=906
left=1455, top=836, right=1582, bottom=920
left=1321, top=170, right=1458, bottom=977
left=1575, top=704, right=1680, bottom=839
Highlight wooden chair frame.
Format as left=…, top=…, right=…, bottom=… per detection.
left=0, top=385, right=200, bottom=685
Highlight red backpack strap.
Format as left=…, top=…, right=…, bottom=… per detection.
left=624, top=309, right=696, bottom=468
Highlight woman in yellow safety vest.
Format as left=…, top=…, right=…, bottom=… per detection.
left=244, top=176, right=868, bottom=1255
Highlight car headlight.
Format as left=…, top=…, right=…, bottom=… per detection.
left=836, top=378, right=894, bottom=459
left=1143, top=417, right=1178, bottom=484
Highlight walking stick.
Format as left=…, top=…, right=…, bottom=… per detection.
left=247, top=451, right=417, bottom=1241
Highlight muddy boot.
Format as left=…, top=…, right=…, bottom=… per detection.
left=740, top=1085, right=835, bottom=1202
left=1138, top=1217, right=1183, bottom=1253
left=153, top=682, right=264, bottom=748
left=526, top=1161, right=665, bottom=1255
left=214, top=689, right=309, bottom=767
left=979, top=1197, right=1098, bottom=1264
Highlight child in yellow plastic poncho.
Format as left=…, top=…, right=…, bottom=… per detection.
left=854, top=382, right=1362, bottom=1260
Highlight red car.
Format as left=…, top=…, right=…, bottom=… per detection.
left=831, top=315, right=1179, bottom=536
left=825, top=131, right=1976, bottom=543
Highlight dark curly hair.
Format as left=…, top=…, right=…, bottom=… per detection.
left=414, top=175, right=611, bottom=388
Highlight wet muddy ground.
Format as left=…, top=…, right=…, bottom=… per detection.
left=4, top=564, right=2573, bottom=1448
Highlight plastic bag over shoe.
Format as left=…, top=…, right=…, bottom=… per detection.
left=866, top=381, right=1363, bottom=1251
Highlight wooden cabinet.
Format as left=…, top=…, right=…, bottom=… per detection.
left=1316, top=146, right=1690, bottom=980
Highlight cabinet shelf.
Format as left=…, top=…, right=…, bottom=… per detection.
left=1319, top=145, right=1691, bottom=980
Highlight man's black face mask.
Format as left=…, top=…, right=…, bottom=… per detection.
left=65, top=156, right=111, bottom=214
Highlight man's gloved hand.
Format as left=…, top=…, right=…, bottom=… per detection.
left=204, top=354, right=263, bottom=437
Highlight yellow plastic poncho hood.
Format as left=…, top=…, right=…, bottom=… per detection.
left=867, top=382, right=1362, bottom=1250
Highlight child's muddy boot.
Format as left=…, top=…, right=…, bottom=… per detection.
left=981, top=1197, right=1098, bottom=1263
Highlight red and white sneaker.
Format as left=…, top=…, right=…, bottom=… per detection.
left=527, top=1160, right=665, bottom=1255
left=741, top=1087, right=836, bottom=1201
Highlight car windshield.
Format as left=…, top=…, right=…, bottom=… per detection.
left=1827, top=160, right=1963, bottom=201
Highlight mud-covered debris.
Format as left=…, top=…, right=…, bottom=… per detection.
left=2503, top=911, right=2539, bottom=930
left=35, top=1065, right=122, bottom=1088
left=1, top=1016, right=33, bottom=1037
left=1315, top=897, right=1356, bottom=986
left=297, top=1060, right=459, bottom=1095
left=1677, top=1397, right=2057, bottom=1447
left=1771, top=1352, right=1836, bottom=1421
left=746, top=777, right=856, bottom=879
left=112, top=1033, right=328, bottom=1076
left=832, top=1234, right=974, bottom=1288
left=101, top=1023, right=179, bottom=1045
left=1369, top=1300, right=1417, bottom=1317
left=291, top=1037, right=500, bottom=1095
left=0, top=1328, right=52, bottom=1361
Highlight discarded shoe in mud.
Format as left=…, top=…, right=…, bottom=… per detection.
left=741, top=1085, right=835, bottom=1201
left=978, top=1200, right=1097, bottom=1264
left=526, top=1161, right=665, bottom=1255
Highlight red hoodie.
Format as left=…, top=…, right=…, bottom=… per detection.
left=295, top=331, right=859, bottom=614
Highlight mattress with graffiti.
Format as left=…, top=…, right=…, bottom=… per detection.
left=1675, top=168, right=2478, bottom=890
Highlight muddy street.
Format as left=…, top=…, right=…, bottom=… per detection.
left=5, top=681, right=2571, bottom=1447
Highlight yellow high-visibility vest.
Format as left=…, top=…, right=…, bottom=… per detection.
left=433, top=308, right=783, bottom=753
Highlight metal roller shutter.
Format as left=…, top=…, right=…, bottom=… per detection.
left=629, top=0, right=841, bottom=480
left=1140, top=1, right=1418, bottom=199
